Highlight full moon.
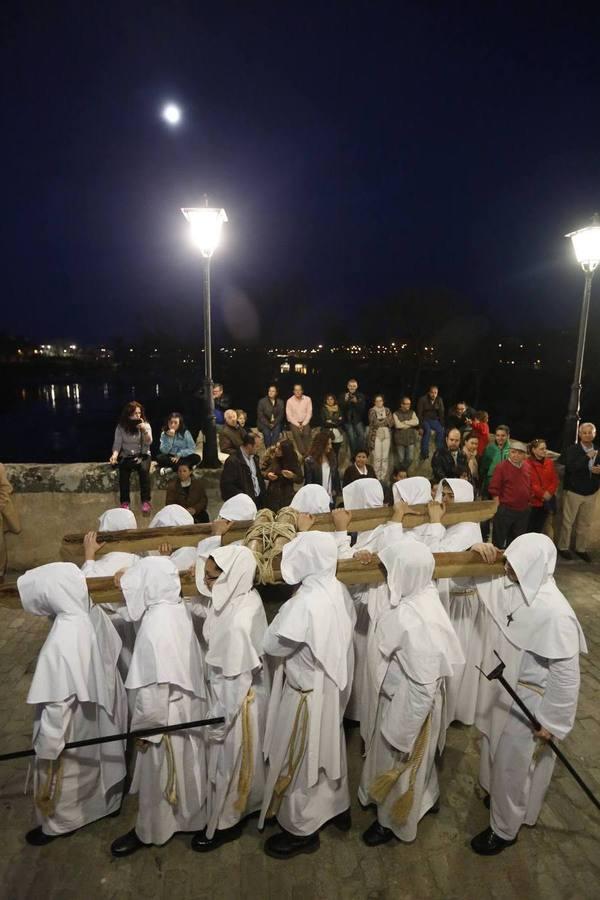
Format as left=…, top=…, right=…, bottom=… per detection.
left=162, top=103, right=182, bottom=125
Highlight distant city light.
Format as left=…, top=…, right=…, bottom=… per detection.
left=162, top=103, right=182, bottom=126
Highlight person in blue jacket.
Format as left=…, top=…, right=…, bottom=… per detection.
left=156, top=412, right=201, bottom=475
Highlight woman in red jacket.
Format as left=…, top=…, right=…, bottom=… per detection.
left=524, top=438, right=559, bottom=533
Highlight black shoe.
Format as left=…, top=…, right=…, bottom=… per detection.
left=426, top=799, right=440, bottom=816
left=558, top=549, right=573, bottom=561
left=25, top=827, right=58, bottom=846
left=191, top=823, right=242, bottom=853
left=483, top=794, right=491, bottom=810
left=111, top=829, right=147, bottom=858
left=264, top=830, right=320, bottom=859
left=470, top=826, right=517, bottom=856
left=576, top=551, right=592, bottom=563
left=329, top=809, right=352, bottom=832
left=362, top=820, right=394, bottom=847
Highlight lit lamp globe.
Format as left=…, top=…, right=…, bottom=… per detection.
left=566, top=214, right=600, bottom=273
left=182, top=207, right=228, bottom=258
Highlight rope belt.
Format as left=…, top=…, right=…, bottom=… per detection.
left=234, top=688, right=256, bottom=814
left=136, top=732, right=179, bottom=807
left=267, top=685, right=312, bottom=816
left=35, top=757, right=64, bottom=818
left=517, top=681, right=545, bottom=697
left=368, top=712, right=432, bottom=825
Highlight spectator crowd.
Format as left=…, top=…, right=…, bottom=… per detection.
left=107, top=380, right=600, bottom=560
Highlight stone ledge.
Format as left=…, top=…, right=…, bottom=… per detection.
left=5, top=462, right=222, bottom=494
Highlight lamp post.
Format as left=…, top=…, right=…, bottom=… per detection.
left=182, top=203, right=228, bottom=468
left=563, top=214, right=600, bottom=449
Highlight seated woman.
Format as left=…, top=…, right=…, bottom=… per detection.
left=261, top=439, right=303, bottom=512
left=342, top=450, right=376, bottom=488
left=304, top=431, right=341, bottom=507
left=166, top=461, right=209, bottom=523
left=157, top=411, right=201, bottom=476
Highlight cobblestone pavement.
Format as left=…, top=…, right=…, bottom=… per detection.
left=0, top=563, right=599, bottom=900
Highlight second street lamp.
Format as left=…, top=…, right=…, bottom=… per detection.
left=563, top=213, right=600, bottom=449
left=182, top=204, right=228, bottom=468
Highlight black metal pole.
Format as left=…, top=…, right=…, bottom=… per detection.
left=480, top=652, right=600, bottom=813
left=0, top=716, right=224, bottom=763
left=563, top=270, right=595, bottom=451
left=201, top=253, right=220, bottom=468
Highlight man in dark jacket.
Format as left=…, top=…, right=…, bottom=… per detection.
left=339, top=378, right=367, bottom=457
left=256, top=385, right=285, bottom=448
left=212, top=383, right=230, bottom=427
left=220, top=434, right=266, bottom=507
left=446, top=400, right=475, bottom=433
left=165, top=461, right=209, bottom=523
left=416, top=385, right=445, bottom=459
left=558, top=421, right=600, bottom=562
left=431, top=428, right=467, bottom=484
left=219, top=409, right=247, bottom=456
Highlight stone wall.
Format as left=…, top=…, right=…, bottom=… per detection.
left=3, top=463, right=222, bottom=570
left=4, top=461, right=600, bottom=572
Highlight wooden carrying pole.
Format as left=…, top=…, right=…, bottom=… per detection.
left=0, top=551, right=505, bottom=609
left=60, top=499, right=499, bottom=561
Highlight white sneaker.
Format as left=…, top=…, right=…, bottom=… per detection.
left=159, top=467, right=168, bottom=476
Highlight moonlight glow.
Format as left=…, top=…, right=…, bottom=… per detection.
left=162, top=103, right=182, bottom=125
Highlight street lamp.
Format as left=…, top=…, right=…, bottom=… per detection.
left=182, top=203, right=228, bottom=468
left=563, top=213, right=600, bottom=448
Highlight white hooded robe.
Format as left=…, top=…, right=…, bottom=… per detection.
left=259, top=532, right=355, bottom=836
left=81, top=507, right=140, bottom=678
left=18, top=562, right=128, bottom=836
left=358, top=541, right=464, bottom=841
left=201, top=544, right=269, bottom=838
left=474, top=534, right=587, bottom=840
left=121, top=557, right=208, bottom=845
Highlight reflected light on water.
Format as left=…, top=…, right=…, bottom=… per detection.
left=73, top=383, right=81, bottom=412
left=65, top=385, right=71, bottom=399
left=155, top=383, right=160, bottom=397
left=50, top=384, right=56, bottom=410
left=103, top=383, right=109, bottom=399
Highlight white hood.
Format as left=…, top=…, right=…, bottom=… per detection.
left=276, top=532, right=353, bottom=689
left=149, top=504, right=194, bottom=528
left=98, top=507, right=137, bottom=532
left=343, top=477, right=384, bottom=510
left=203, top=545, right=267, bottom=678
left=122, top=557, right=205, bottom=696
left=18, top=562, right=122, bottom=713
left=290, top=485, right=331, bottom=514
left=378, top=540, right=464, bottom=683
left=500, top=533, right=587, bottom=658
left=218, top=494, right=257, bottom=521
left=393, top=476, right=432, bottom=505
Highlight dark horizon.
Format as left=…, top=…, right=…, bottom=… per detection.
left=2, top=2, right=600, bottom=345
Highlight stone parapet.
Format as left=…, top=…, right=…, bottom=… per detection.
left=4, top=463, right=222, bottom=570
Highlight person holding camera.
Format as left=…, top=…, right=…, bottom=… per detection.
left=110, top=401, right=153, bottom=514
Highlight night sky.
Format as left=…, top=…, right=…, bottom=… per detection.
left=2, top=2, right=600, bottom=346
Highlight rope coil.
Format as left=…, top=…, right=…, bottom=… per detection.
left=243, top=507, right=299, bottom=584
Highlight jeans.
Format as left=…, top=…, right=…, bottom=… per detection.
left=420, top=419, right=444, bottom=458
left=371, top=430, right=391, bottom=481
left=156, top=453, right=201, bottom=472
left=394, top=443, right=416, bottom=469
left=289, top=424, right=312, bottom=456
left=345, top=422, right=366, bottom=456
left=118, top=456, right=151, bottom=504
left=492, top=505, right=530, bottom=549
left=259, top=425, right=282, bottom=448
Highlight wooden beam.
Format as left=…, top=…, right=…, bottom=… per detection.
left=60, top=498, right=499, bottom=560
left=0, top=550, right=504, bottom=609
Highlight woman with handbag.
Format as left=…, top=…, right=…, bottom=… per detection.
left=523, top=438, right=558, bottom=533
left=110, top=401, right=153, bottom=514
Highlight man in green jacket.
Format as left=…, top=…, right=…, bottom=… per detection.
left=480, top=424, right=511, bottom=496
